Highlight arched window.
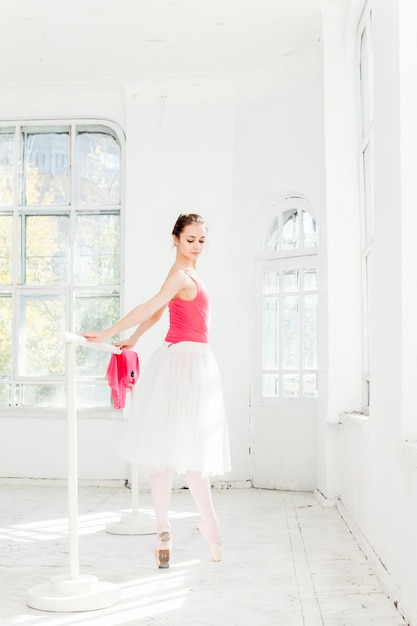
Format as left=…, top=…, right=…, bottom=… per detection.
left=0, top=120, right=124, bottom=410
left=256, top=198, right=319, bottom=401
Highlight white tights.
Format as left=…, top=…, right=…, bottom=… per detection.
left=150, top=468, right=222, bottom=544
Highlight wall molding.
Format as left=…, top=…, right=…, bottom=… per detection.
left=337, top=498, right=415, bottom=626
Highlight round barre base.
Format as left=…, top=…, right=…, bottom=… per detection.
left=106, top=513, right=156, bottom=535
left=27, top=574, right=120, bottom=613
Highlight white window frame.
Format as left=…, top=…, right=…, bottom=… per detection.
left=357, top=3, right=373, bottom=414
left=0, top=118, right=125, bottom=416
left=253, top=197, right=319, bottom=407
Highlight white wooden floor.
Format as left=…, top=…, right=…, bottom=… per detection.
left=0, top=484, right=406, bottom=626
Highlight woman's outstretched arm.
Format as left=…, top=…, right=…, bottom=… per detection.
left=82, top=270, right=187, bottom=344
left=113, top=306, right=166, bottom=350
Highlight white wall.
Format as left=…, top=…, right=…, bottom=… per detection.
left=329, top=1, right=417, bottom=623
left=0, top=83, right=130, bottom=482
left=318, top=0, right=363, bottom=500
left=0, top=20, right=324, bottom=491
left=232, top=45, right=323, bottom=490
left=0, top=78, right=243, bottom=483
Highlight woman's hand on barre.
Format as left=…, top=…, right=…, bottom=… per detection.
left=113, top=336, right=137, bottom=350
left=82, top=329, right=112, bottom=344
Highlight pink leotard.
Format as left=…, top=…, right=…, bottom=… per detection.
left=165, top=274, right=210, bottom=344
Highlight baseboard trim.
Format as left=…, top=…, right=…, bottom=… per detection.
left=0, top=477, right=127, bottom=488
left=337, top=499, right=414, bottom=626
left=314, top=489, right=339, bottom=508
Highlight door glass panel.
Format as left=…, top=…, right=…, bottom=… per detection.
left=263, top=297, right=279, bottom=369
left=283, top=209, right=299, bottom=249
left=303, top=211, right=318, bottom=248
left=263, top=271, right=279, bottom=294
left=284, top=270, right=299, bottom=292
left=304, top=294, right=318, bottom=369
left=283, top=374, right=299, bottom=398
left=283, top=295, right=298, bottom=369
left=264, top=217, right=279, bottom=254
left=304, top=269, right=317, bottom=291
left=303, top=373, right=318, bottom=398
left=263, top=373, right=279, bottom=398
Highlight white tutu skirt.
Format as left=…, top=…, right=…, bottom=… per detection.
left=119, top=341, right=231, bottom=477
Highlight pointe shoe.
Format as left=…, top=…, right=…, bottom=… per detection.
left=197, top=525, right=222, bottom=562
left=209, top=542, right=222, bottom=562
left=155, top=529, right=172, bottom=569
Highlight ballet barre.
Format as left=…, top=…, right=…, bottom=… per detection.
left=26, top=332, right=121, bottom=612
left=105, top=461, right=155, bottom=535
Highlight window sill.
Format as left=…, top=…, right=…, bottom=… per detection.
left=338, top=411, right=371, bottom=432
left=396, top=440, right=417, bottom=468
left=0, top=406, right=124, bottom=420
left=253, top=397, right=318, bottom=408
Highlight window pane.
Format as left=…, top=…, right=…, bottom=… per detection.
left=19, top=382, right=112, bottom=409
left=0, top=131, right=15, bottom=206
left=363, top=144, right=373, bottom=244
left=22, top=131, right=70, bottom=205
left=264, top=217, right=279, bottom=254
left=284, top=270, right=299, bottom=292
left=263, top=297, right=279, bottom=369
left=283, top=295, right=299, bottom=369
left=364, top=250, right=372, bottom=377
left=263, top=271, right=279, bottom=294
left=304, top=294, right=318, bottom=369
left=21, top=384, right=66, bottom=408
left=302, top=211, right=318, bottom=248
left=1, top=121, right=122, bottom=409
left=0, top=294, right=12, bottom=376
left=0, top=383, right=11, bottom=406
left=0, top=214, right=13, bottom=283
left=360, top=28, right=370, bottom=135
left=75, top=294, right=120, bottom=377
left=77, top=383, right=112, bottom=408
left=304, top=269, right=317, bottom=291
left=303, top=373, right=318, bottom=398
left=22, top=214, right=70, bottom=285
left=283, top=209, right=299, bottom=249
left=75, top=213, right=120, bottom=285
left=283, top=374, right=299, bottom=398
left=263, top=373, right=279, bottom=398
left=19, top=295, right=65, bottom=376
left=76, top=130, right=121, bottom=205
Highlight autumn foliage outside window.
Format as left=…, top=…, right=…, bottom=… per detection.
left=0, top=122, right=123, bottom=409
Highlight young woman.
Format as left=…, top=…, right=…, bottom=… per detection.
left=83, top=213, right=231, bottom=568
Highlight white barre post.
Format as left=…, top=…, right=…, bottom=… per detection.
left=105, top=462, right=155, bottom=535
left=27, top=332, right=121, bottom=612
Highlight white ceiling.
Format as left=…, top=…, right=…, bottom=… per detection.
left=0, top=0, right=327, bottom=85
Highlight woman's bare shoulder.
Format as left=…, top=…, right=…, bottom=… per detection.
left=160, top=268, right=190, bottom=291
